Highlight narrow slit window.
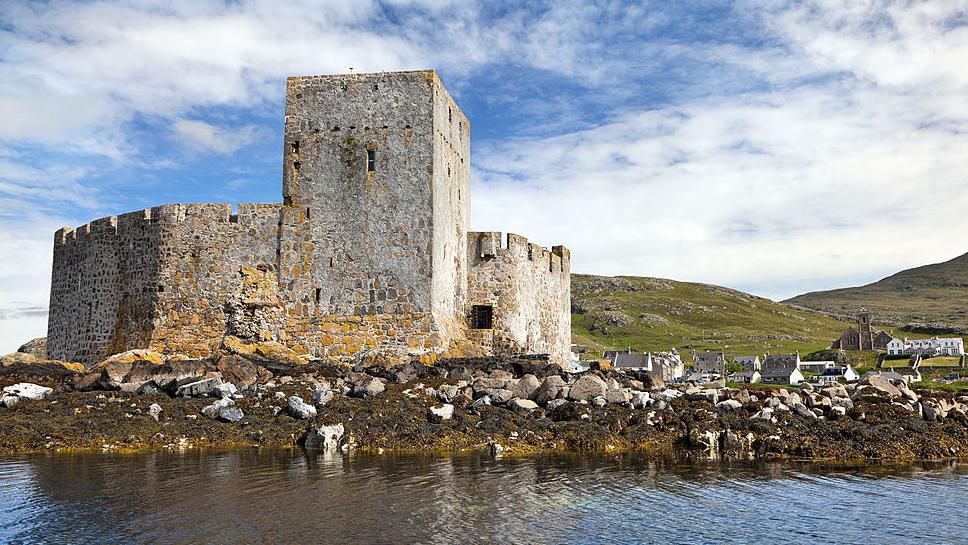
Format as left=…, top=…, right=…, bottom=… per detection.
left=290, top=141, right=299, bottom=154
left=471, top=305, right=493, bottom=329
left=314, top=288, right=322, bottom=303
left=366, top=149, right=376, bottom=172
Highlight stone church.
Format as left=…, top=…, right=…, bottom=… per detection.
left=47, top=70, right=571, bottom=366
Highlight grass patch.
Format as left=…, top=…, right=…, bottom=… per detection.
left=914, top=380, right=968, bottom=393
left=919, top=356, right=964, bottom=367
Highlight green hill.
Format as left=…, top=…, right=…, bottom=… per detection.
left=784, top=252, right=968, bottom=331
left=571, top=274, right=860, bottom=363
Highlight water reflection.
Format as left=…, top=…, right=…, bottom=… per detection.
left=1, top=450, right=966, bottom=544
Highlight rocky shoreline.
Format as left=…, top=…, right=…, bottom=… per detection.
left=2, top=350, right=968, bottom=461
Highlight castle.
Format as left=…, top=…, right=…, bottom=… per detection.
left=47, top=70, right=571, bottom=366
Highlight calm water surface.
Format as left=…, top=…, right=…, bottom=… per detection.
left=1, top=449, right=967, bottom=544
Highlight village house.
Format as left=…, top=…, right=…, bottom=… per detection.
left=610, top=350, right=684, bottom=382
left=732, top=355, right=761, bottom=371
left=888, top=337, right=965, bottom=357
left=799, top=360, right=837, bottom=374
left=761, top=354, right=804, bottom=385
left=728, top=369, right=762, bottom=384
left=693, top=352, right=726, bottom=374
left=816, top=365, right=859, bottom=384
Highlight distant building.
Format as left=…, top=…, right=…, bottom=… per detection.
left=612, top=353, right=651, bottom=371
left=611, top=349, right=684, bottom=382
left=904, top=337, right=964, bottom=356
left=693, top=352, right=726, bottom=373
left=873, top=331, right=893, bottom=350
left=761, top=354, right=804, bottom=385
left=732, top=355, right=761, bottom=371
left=832, top=310, right=891, bottom=351
left=816, top=365, right=859, bottom=384
left=728, top=370, right=761, bottom=384
left=799, top=360, right=837, bottom=374
left=603, top=347, right=632, bottom=361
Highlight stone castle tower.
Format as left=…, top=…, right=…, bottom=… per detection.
left=47, top=70, right=571, bottom=366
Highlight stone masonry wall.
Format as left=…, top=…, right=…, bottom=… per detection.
left=48, top=212, right=159, bottom=363
left=282, top=71, right=437, bottom=318
left=48, top=70, right=571, bottom=367
left=430, top=73, right=471, bottom=348
left=466, top=232, right=571, bottom=365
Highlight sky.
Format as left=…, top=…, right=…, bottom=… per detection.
left=1, top=0, right=967, bottom=353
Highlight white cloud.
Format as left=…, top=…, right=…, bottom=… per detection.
left=471, top=0, right=968, bottom=300
left=172, top=119, right=260, bottom=155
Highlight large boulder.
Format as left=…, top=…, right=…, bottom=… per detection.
left=16, top=337, right=47, bottom=359
left=97, top=349, right=165, bottom=367
left=254, top=341, right=307, bottom=366
left=173, top=376, right=222, bottom=398
left=428, top=404, right=455, bottom=421
left=305, top=424, right=346, bottom=451
left=437, top=384, right=461, bottom=403
left=510, top=374, right=541, bottom=400
left=287, top=396, right=317, bottom=419
left=222, top=336, right=306, bottom=366
left=860, top=376, right=902, bottom=398
left=3, top=383, right=53, bottom=401
left=352, top=376, right=386, bottom=398
left=568, top=374, right=607, bottom=402
left=201, top=397, right=235, bottom=419
left=606, top=389, right=632, bottom=405
left=716, top=399, right=743, bottom=411
left=508, top=398, right=539, bottom=413
left=479, top=388, right=513, bottom=404
left=215, top=355, right=272, bottom=390
left=534, top=376, right=567, bottom=404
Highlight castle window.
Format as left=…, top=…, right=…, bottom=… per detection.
left=314, top=288, right=322, bottom=303
left=291, top=141, right=299, bottom=154
left=471, top=305, right=493, bottom=329
left=367, top=150, right=376, bottom=172
left=449, top=107, right=452, bottom=123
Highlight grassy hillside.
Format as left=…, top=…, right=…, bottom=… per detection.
left=571, top=274, right=865, bottom=363
left=784, top=252, right=968, bottom=331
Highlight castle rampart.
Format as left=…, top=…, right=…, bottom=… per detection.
left=466, top=231, right=571, bottom=364
left=48, top=71, right=571, bottom=366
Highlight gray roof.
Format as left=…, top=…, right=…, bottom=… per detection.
left=732, top=356, right=759, bottom=364
left=761, top=365, right=800, bottom=379
left=613, top=353, right=651, bottom=368
left=695, top=352, right=724, bottom=362
left=763, top=354, right=799, bottom=368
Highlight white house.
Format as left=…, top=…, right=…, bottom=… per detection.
left=732, top=355, right=761, bottom=371
left=890, top=337, right=965, bottom=356
left=817, top=364, right=859, bottom=384
left=613, top=350, right=685, bottom=382
left=799, top=360, right=837, bottom=374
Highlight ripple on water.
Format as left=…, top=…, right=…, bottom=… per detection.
left=1, top=452, right=968, bottom=545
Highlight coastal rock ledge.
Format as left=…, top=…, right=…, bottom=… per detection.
left=2, top=352, right=968, bottom=461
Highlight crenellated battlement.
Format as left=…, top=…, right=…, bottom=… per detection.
left=467, top=231, right=570, bottom=275
left=54, top=203, right=286, bottom=246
